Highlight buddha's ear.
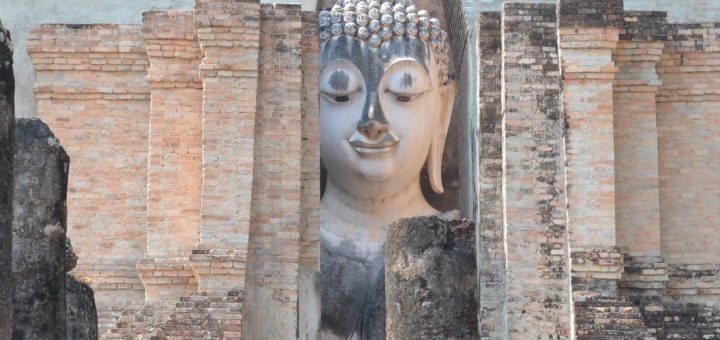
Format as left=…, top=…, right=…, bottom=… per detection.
left=426, top=79, right=456, bottom=194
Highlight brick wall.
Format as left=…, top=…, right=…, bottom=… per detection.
left=242, top=4, right=304, bottom=340
left=138, top=10, right=202, bottom=302
left=501, top=3, right=571, bottom=338
left=191, top=0, right=261, bottom=297
left=298, top=11, right=321, bottom=340
left=557, top=0, right=625, bottom=302
left=28, top=24, right=149, bottom=309
left=475, top=11, right=506, bottom=339
left=657, top=22, right=720, bottom=306
left=558, top=15, right=620, bottom=252
left=613, top=11, right=669, bottom=299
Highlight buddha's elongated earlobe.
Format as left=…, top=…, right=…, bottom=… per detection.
left=427, top=80, right=456, bottom=194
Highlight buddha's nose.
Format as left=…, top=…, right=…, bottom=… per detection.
left=357, top=119, right=389, bottom=140
left=357, top=90, right=389, bottom=139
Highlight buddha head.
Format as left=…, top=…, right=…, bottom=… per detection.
left=318, top=0, right=456, bottom=206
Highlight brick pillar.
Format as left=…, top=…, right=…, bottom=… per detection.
left=657, top=23, right=720, bottom=307
left=242, top=5, right=304, bottom=340
left=0, top=20, right=13, bottom=339
left=28, top=24, right=149, bottom=311
left=297, top=11, right=321, bottom=340
left=476, top=11, right=506, bottom=339
left=501, top=4, right=571, bottom=338
left=136, top=11, right=203, bottom=302
left=557, top=0, right=624, bottom=298
left=614, top=11, right=669, bottom=300
left=191, top=0, right=261, bottom=294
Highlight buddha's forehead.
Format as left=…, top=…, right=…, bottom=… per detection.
left=320, top=35, right=430, bottom=77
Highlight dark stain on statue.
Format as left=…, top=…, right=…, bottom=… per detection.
left=401, top=72, right=413, bottom=89
left=329, top=70, right=350, bottom=92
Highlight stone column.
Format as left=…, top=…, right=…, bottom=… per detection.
left=557, top=0, right=624, bottom=299
left=191, top=0, right=261, bottom=294
left=66, top=275, right=98, bottom=340
left=614, top=11, right=669, bottom=301
left=501, top=3, right=571, bottom=338
left=136, top=10, right=202, bottom=303
left=12, top=119, right=69, bottom=339
left=0, top=20, right=14, bottom=339
left=385, top=216, right=477, bottom=340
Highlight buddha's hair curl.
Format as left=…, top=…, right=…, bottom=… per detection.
left=318, top=0, right=451, bottom=84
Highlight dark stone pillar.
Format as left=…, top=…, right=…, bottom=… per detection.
left=385, top=216, right=477, bottom=340
left=12, top=119, right=69, bottom=340
left=66, top=275, right=98, bottom=340
left=0, top=19, right=14, bottom=339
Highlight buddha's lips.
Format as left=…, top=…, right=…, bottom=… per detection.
left=349, top=140, right=398, bottom=149
left=347, top=130, right=400, bottom=154
left=348, top=139, right=399, bottom=154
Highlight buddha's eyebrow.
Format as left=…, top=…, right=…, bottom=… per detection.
left=329, top=70, right=350, bottom=92
left=401, top=72, right=413, bottom=89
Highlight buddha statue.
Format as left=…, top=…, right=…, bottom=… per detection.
left=317, top=0, right=455, bottom=338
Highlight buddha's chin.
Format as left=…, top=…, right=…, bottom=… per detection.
left=351, top=158, right=396, bottom=183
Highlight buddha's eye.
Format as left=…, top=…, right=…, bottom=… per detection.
left=396, top=95, right=411, bottom=103
left=335, top=95, right=350, bottom=103
left=386, top=90, right=424, bottom=103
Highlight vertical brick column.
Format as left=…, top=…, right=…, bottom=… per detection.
left=476, top=11, right=506, bottom=339
left=242, top=5, right=303, bottom=340
left=501, top=4, right=570, bottom=338
left=614, top=11, right=669, bottom=300
left=191, top=0, right=261, bottom=293
left=557, top=0, right=624, bottom=297
left=0, top=21, right=13, bottom=339
left=136, top=11, right=202, bottom=302
left=297, top=11, right=321, bottom=340
left=657, top=23, right=720, bottom=307
left=28, top=24, right=149, bottom=310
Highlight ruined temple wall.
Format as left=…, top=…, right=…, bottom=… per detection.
left=136, top=10, right=203, bottom=303
left=501, top=4, right=571, bottom=337
left=298, top=11, right=322, bottom=340
left=242, top=4, right=305, bottom=339
left=656, top=22, right=720, bottom=306
left=27, top=2, right=320, bottom=338
left=474, top=11, right=505, bottom=339
left=28, top=25, right=150, bottom=309
left=612, top=10, right=670, bottom=298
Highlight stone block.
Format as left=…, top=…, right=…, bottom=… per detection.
left=0, top=19, right=14, bottom=340
left=385, top=216, right=477, bottom=340
left=66, top=274, right=98, bottom=340
left=12, top=118, right=69, bottom=339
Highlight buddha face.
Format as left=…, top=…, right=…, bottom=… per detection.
left=320, top=35, right=455, bottom=201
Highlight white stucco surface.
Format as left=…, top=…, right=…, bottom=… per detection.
left=1, top=0, right=720, bottom=117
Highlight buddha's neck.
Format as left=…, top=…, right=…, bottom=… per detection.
left=321, top=177, right=437, bottom=243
